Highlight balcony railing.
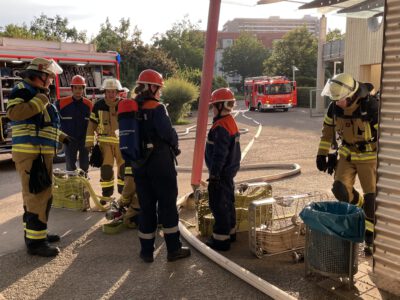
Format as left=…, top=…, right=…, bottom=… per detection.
left=323, top=39, right=345, bottom=61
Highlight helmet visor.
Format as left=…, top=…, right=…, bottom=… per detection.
left=321, top=79, right=355, bottom=101
left=47, top=60, right=63, bottom=76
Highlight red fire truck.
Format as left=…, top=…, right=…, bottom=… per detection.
left=0, top=37, right=121, bottom=155
left=244, top=76, right=297, bottom=112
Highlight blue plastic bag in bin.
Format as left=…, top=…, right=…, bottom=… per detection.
left=300, top=201, right=365, bottom=243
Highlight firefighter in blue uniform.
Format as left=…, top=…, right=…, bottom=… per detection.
left=205, top=88, right=241, bottom=251
left=114, top=93, right=140, bottom=228
left=132, top=69, right=190, bottom=262
left=318, top=73, right=379, bottom=255
left=56, top=75, right=92, bottom=175
left=6, top=58, right=68, bottom=257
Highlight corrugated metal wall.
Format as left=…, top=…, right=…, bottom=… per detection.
left=374, top=0, right=400, bottom=295
left=344, top=17, right=383, bottom=88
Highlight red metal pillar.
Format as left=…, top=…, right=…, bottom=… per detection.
left=191, top=0, right=222, bottom=188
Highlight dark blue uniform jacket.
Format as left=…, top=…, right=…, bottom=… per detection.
left=205, top=114, right=241, bottom=178
left=137, top=95, right=178, bottom=153
left=56, top=96, right=92, bottom=141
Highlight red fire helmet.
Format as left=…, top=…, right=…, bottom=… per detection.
left=136, top=69, right=164, bottom=87
left=210, top=88, right=235, bottom=105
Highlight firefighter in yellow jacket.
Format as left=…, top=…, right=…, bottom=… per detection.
left=85, top=78, right=125, bottom=197
left=317, top=73, right=379, bottom=255
left=6, top=58, right=69, bottom=257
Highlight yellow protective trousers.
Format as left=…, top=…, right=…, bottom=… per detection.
left=334, top=156, right=376, bottom=202
left=13, top=152, right=53, bottom=246
left=334, top=155, right=377, bottom=244
left=118, top=174, right=140, bottom=227
left=99, top=142, right=125, bottom=197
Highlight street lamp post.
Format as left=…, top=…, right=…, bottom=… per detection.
left=333, top=61, right=342, bottom=76
left=292, top=65, right=299, bottom=82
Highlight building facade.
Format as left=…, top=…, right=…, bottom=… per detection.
left=216, top=15, right=320, bottom=85
left=222, top=15, right=319, bottom=35
left=343, top=17, right=383, bottom=91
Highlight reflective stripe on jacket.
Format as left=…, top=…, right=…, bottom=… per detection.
left=6, top=81, right=63, bottom=154
left=317, top=95, right=379, bottom=162
left=85, top=98, right=120, bottom=146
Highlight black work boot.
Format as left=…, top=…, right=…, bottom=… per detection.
left=205, top=237, right=230, bottom=251
left=47, top=234, right=60, bottom=243
left=230, top=233, right=237, bottom=243
left=27, top=242, right=60, bottom=257
left=167, top=247, right=191, bottom=262
left=140, top=252, right=154, bottom=263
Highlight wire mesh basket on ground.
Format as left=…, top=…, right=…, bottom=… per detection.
left=249, top=191, right=330, bottom=258
left=195, top=182, right=272, bottom=237
left=52, top=168, right=90, bottom=211
left=304, top=226, right=358, bottom=277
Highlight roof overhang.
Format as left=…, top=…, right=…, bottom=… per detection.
left=257, top=0, right=384, bottom=18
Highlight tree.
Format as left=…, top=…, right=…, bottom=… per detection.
left=175, top=67, right=227, bottom=89
left=0, top=24, right=35, bottom=39
left=0, top=14, right=86, bottom=42
left=93, top=18, right=177, bottom=89
left=137, top=47, right=177, bottom=79
left=152, top=16, right=204, bottom=69
left=326, top=29, right=345, bottom=42
left=93, top=18, right=129, bottom=52
left=221, top=33, right=269, bottom=83
left=263, top=26, right=317, bottom=80
left=30, top=14, right=86, bottom=42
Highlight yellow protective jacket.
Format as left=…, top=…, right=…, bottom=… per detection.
left=85, top=98, right=120, bottom=146
left=6, top=80, right=66, bottom=154
left=318, top=92, right=379, bottom=162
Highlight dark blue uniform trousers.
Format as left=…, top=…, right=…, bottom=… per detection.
left=134, top=151, right=181, bottom=256
left=208, top=176, right=236, bottom=239
left=65, top=139, right=89, bottom=173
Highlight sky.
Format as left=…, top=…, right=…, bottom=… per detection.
left=0, top=0, right=347, bottom=43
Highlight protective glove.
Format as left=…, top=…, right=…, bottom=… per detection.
left=316, top=155, right=328, bottom=172
left=173, top=147, right=181, bottom=157
left=327, top=153, right=338, bottom=175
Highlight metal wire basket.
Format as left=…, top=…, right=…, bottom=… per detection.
left=52, top=168, right=90, bottom=211
left=249, top=191, right=329, bottom=258
left=304, top=226, right=358, bottom=288
left=195, top=182, right=272, bottom=237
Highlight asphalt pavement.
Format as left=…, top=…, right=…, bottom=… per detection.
left=0, top=105, right=354, bottom=299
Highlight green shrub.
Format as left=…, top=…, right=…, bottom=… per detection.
left=161, top=78, right=199, bottom=124
left=174, top=68, right=228, bottom=110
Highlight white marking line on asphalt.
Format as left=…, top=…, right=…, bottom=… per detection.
left=240, top=111, right=262, bottom=162
left=100, top=270, right=131, bottom=300
left=153, top=241, right=164, bottom=259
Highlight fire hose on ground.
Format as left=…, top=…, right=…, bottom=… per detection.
left=175, top=109, right=300, bottom=299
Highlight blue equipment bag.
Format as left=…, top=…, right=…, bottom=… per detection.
left=118, top=99, right=142, bottom=162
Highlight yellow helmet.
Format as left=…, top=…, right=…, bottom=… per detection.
left=27, top=58, right=63, bottom=77
left=321, top=73, right=359, bottom=101
left=101, top=78, right=123, bottom=91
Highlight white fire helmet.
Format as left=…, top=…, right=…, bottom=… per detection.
left=321, top=73, right=359, bottom=101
